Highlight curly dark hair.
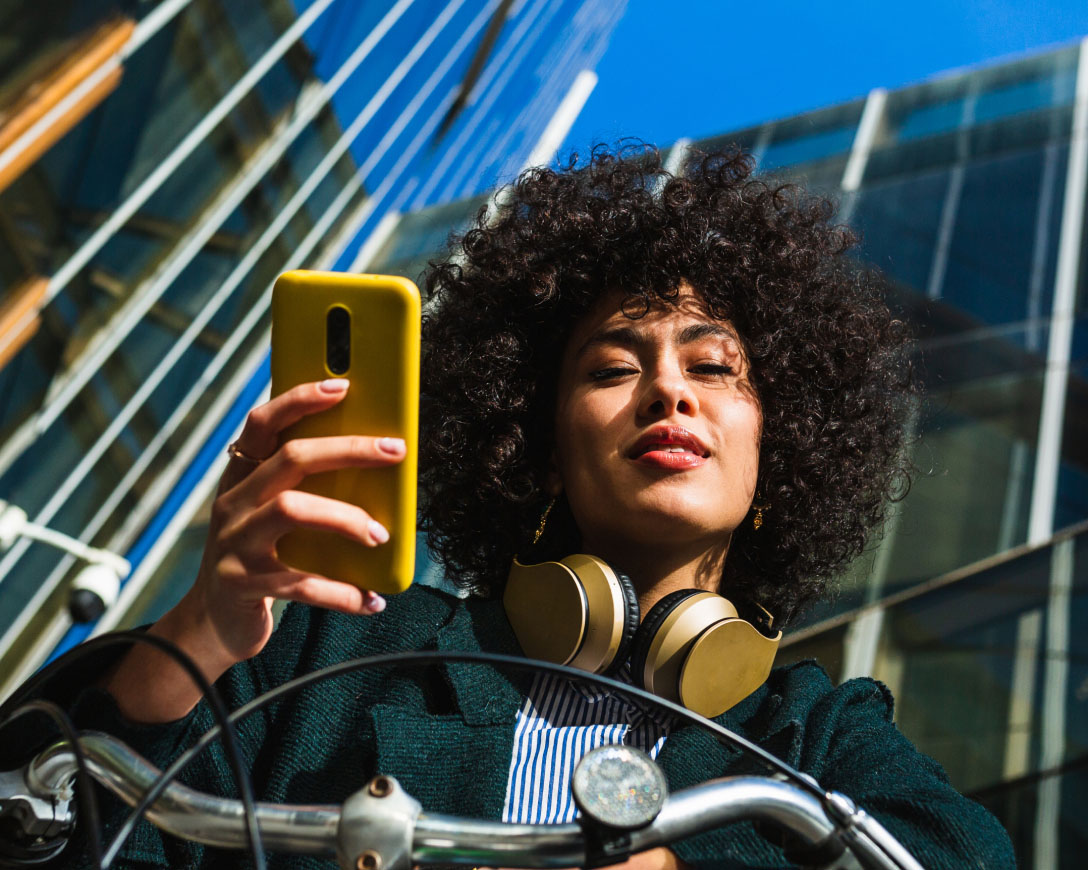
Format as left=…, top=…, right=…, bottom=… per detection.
left=419, top=143, right=912, bottom=622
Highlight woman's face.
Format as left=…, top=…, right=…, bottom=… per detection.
left=551, top=286, right=761, bottom=563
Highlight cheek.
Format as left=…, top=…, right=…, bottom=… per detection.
left=551, top=398, right=587, bottom=488
left=553, top=391, right=630, bottom=481
left=721, top=399, right=762, bottom=483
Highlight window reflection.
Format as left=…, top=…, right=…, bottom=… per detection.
left=856, top=145, right=1067, bottom=332
left=366, top=193, right=489, bottom=284
left=788, top=525, right=1088, bottom=869
left=882, top=46, right=1079, bottom=146
left=759, top=122, right=858, bottom=171
left=1058, top=357, right=1088, bottom=530
left=693, top=100, right=863, bottom=177
left=880, top=532, right=1087, bottom=867
left=0, top=0, right=370, bottom=673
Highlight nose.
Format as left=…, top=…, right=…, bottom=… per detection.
left=637, top=365, right=698, bottom=419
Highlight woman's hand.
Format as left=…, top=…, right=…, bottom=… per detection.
left=188, top=377, right=401, bottom=666
left=104, top=378, right=404, bottom=722
left=595, top=847, right=688, bottom=870
left=481, top=848, right=688, bottom=870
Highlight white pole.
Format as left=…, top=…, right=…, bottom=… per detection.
left=1027, top=37, right=1088, bottom=545
left=0, top=0, right=435, bottom=482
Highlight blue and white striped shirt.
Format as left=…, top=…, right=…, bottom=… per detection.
left=501, top=667, right=673, bottom=824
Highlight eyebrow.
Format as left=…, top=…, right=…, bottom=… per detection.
left=576, top=322, right=737, bottom=358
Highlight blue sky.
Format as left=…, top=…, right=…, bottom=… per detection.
left=565, top=0, right=1088, bottom=151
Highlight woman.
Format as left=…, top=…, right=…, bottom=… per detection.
left=40, top=145, right=1011, bottom=868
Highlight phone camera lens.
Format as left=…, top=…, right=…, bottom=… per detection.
left=326, top=306, right=351, bottom=375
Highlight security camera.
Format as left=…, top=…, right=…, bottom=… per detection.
left=0, top=498, right=130, bottom=623
left=68, top=563, right=122, bottom=623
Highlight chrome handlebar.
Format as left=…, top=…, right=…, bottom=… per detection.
left=10, top=733, right=922, bottom=870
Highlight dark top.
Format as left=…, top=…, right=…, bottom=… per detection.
left=14, top=584, right=1014, bottom=869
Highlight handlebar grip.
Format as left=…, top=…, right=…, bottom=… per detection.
left=26, top=733, right=340, bottom=858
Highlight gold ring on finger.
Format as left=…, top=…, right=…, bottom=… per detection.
left=226, top=440, right=263, bottom=466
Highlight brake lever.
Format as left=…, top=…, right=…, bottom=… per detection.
left=822, top=793, right=925, bottom=870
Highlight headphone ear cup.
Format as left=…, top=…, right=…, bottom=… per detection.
left=628, top=589, right=702, bottom=689
left=603, top=569, right=641, bottom=676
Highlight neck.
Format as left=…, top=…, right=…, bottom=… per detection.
left=580, top=534, right=730, bottom=616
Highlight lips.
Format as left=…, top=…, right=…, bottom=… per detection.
left=628, top=426, right=710, bottom=460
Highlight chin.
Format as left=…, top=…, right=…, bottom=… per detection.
left=610, top=498, right=735, bottom=546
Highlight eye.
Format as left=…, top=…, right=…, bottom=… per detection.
left=689, top=363, right=734, bottom=376
left=589, top=366, right=637, bottom=382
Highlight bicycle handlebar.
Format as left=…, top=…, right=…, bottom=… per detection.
left=13, top=733, right=923, bottom=870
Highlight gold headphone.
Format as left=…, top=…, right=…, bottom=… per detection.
left=504, top=554, right=781, bottom=718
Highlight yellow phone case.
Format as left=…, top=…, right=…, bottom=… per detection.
left=270, top=270, right=420, bottom=595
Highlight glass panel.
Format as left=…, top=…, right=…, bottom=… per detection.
left=865, top=104, right=1073, bottom=182
left=0, top=0, right=361, bottom=425
left=795, top=156, right=850, bottom=194
left=763, top=154, right=849, bottom=198
left=0, top=0, right=374, bottom=658
left=0, top=220, right=33, bottom=302
left=852, top=169, right=951, bottom=294
left=1058, top=332, right=1088, bottom=530
left=0, top=303, right=64, bottom=444
left=365, top=193, right=489, bottom=284
left=855, top=528, right=1088, bottom=869
left=854, top=144, right=1067, bottom=333
left=756, top=100, right=863, bottom=172
left=776, top=623, right=849, bottom=684
left=760, top=128, right=857, bottom=172
left=122, top=509, right=210, bottom=626
left=882, top=45, right=1079, bottom=146
left=0, top=170, right=368, bottom=652
left=0, top=0, right=122, bottom=116
left=694, top=102, right=861, bottom=178
left=880, top=368, right=1044, bottom=594
left=684, top=125, right=764, bottom=159
left=940, top=149, right=1065, bottom=326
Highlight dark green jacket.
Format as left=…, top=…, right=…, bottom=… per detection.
left=30, top=584, right=1013, bottom=869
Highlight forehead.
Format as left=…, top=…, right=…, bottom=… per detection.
left=565, top=287, right=740, bottom=355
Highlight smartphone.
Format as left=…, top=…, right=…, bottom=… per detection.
left=270, top=270, right=420, bottom=595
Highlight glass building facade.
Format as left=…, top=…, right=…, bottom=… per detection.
left=698, top=43, right=1088, bottom=869
left=0, top=0, right=625, bottom=680
left=3, top=4, right=1086, bottom=866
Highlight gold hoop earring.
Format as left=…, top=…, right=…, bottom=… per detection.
left=532, top=498, right=556, bottom=545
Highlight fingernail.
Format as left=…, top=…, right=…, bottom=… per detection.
left=368, top=520, right=390, bottom=544
left=320, top=378, right=349, bottom=393
left=377, top=437, right=405, bottom=455
left=365, top=591, right=387, bottom=613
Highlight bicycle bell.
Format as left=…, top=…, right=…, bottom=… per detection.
left=571, top=745, right=668, bottom=831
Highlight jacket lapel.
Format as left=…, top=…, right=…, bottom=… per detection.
left=437, top=595, right=526, bottom=725
left=656, top=680, right=803, bottom=789
left=368, top=590, right=526, bottom=818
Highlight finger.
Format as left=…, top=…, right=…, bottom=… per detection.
left=221, top=380, right=352, bottom=489
left=240, top=435, right=406, bottom=504
left=220, top=380, right=350, bottom=491
left=268, top=572, right=387, bottom=615
left=242, top=379, right=350, bottom=456
left=233, top=490, right=391, bottom=556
